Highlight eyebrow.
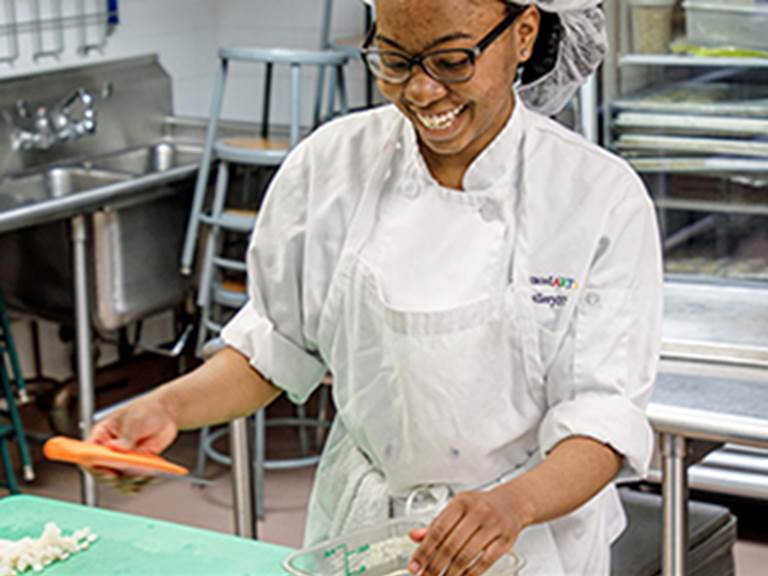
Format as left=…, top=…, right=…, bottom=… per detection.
left=375, top=31, right=473, bottom=53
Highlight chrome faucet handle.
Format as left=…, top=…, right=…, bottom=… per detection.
left=15, top=99, right=30, bottom=119
left=11, top=88, right=98, bottom=150
left=59, top=88, right=93, bottom=112
left=54, top=88, right=98, bottom=140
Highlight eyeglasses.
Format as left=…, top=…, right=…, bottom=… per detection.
left=361, top=6, right=527, bottom=85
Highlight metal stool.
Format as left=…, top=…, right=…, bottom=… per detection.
left=180, top=46, right=349, bottom=276
left=185, top=47, right=345, bottom=520
left=0, top=291, right=34, bottom=491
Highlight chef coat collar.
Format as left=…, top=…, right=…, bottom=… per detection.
left=399, top=88, right=526, bottom=193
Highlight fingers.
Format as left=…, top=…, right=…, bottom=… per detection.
left=443, top=530, right=500, bottom=576
left=460, top=538, right=509, bottom=576
left=88, top=396, right=178, bottom=456
left=87, top=420, right=120, bottom=445
left=409, top=492, right=519, bottom=576
left=409, top=527, right=428, bottom=543
left=408, top=498, right=466, bottom=575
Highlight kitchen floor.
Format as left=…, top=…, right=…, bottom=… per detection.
left=5, top=410, right=768, bottom=575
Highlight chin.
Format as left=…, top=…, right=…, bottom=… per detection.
left=418, top=133, right=472, bottom=158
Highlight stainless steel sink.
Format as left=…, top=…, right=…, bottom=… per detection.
left=0, top=158, right=195, bottom=329
left=0, top=167, right=129, bottom=211
left=86, top=142, right=202, bottom=175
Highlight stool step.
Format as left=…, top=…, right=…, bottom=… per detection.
left=200, top=211, right=256, bottom=233
left=212, top=256, right=248, bottom=273
left=220, top=279, right=246, bottom=294
left=213, top=281, right=248, bottom=309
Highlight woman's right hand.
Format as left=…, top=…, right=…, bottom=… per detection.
left=85, top=391, right=180, bottom=492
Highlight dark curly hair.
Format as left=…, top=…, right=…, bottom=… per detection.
left=506, top=2, right=563, bottom=84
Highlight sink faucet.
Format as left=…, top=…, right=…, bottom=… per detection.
left=12, top=88, right=97, bottom=151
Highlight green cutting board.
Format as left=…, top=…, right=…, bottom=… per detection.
left=0, top=495, right=293, bottom=575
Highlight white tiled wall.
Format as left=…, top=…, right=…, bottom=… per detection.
left=1, top=0, right=372, bottom=381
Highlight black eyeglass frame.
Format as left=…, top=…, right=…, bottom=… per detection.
left=361, top=5, right=528, bottom=85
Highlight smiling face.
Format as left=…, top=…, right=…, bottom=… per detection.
left=374, top=0, right=539, bottom=186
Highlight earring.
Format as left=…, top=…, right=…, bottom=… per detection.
left=521, top=49, right=529, bottom=58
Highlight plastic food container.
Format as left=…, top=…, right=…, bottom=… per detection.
left=683, top=1, right=768, bottom=50
left=283, top=518, right=525, bottom=576
left=629, top=0, right=676, bottom=54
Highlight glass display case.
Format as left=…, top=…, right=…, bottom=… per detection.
left=602, top=0, right=768, bottom=284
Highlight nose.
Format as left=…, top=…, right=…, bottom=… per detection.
left=402, top=64, right=447, bottom=108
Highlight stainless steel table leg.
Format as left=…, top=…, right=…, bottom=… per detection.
left=230, top=416, right=256, bottom=539
left=72, top=215, right=98, bottom=506
left=661, top=433, right=688, bottom=576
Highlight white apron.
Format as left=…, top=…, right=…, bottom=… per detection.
left=304, top=122, right=612, bottom=575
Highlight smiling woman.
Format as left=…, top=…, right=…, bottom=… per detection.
left=367, top=0, right=532, bottom=189
left=86, top=1, right=663, bottom=575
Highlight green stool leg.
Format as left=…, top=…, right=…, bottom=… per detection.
left=0, top=293, right=29, bottom=403
left=0, top=430, right=20, bottom=494
left=0, top=350, right=34, bottom=482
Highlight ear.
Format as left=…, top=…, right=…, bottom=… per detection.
left=515, top=6, right=540, bottom=63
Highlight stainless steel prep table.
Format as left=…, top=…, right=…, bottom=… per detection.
left=652, top=279, right=768, bottom=576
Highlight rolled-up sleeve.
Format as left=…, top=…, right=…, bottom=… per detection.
left=221, top=142, right=328, bottom=405
left=538, top=174, right=663, bottom=479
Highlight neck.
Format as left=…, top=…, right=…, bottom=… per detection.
left=420, top=93, right=516, bottom=191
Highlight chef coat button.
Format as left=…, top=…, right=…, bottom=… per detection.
left=585, top=292, right=600, bottom=306
left=384, top=444, right=394, bottom=459
left=402, top=182, right=420, bottom=198
left=479, top=199, right=501, bottom=222
left=449, top=447, right=460, bottom=458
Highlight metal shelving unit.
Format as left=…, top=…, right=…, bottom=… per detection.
left=603, top=0, right=768, bottom=280
left=619, top=54, right=768, bottom=68
left=603, top=0, right=768, bottom=500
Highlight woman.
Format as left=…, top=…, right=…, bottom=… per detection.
left=89, top=0, right=663, bottom=574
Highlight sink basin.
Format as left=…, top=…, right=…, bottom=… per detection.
left=0, top=160, right=193, bottom=328
left=0, top=167, right=130, bottom=211
left=87, top=142, right=202, bottom=175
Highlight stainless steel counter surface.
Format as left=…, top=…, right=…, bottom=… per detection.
left=650, top=369, right=768, bottom=445
left=662, top=278, right=768, bottom=369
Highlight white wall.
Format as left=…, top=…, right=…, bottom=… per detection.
left=0, top=0, right=370, bottom=120
left=1, top=0, right=372, bottom=382
left=0, top=0, right=219, bottom=117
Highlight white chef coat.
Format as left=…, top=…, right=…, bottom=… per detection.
left=222, top=97, right=663, bottom=574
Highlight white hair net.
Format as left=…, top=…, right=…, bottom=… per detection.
left=361, top=0, right=607, bottom=117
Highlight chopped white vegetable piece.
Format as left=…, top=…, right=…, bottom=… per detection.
left=0, top=523, right=97, bottom=576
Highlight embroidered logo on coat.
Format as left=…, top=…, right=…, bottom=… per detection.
left=530, top=275, right=578, bottom=308
left=532, top=293, right=568, bottom=308
left=530, top=275, right=578, bottom=290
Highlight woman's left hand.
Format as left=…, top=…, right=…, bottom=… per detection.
left=407, top=488, right=528, bottom=575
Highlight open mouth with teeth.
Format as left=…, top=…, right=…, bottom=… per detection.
left=415, top=104, right=467, bottom=131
